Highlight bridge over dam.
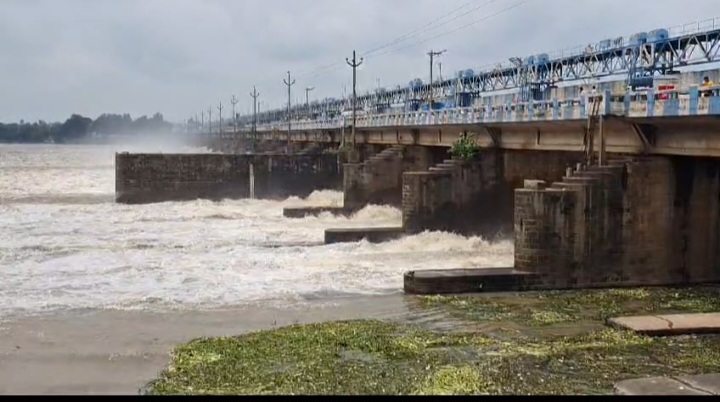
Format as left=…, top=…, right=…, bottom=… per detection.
left=213, top=87, right=720, bottom=157
left=118, top=18, right=720, bottom=294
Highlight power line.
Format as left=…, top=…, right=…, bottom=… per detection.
left=240, top=0, right=532, bottom=113
left=369, top=0, right=534, bottom=59
left=361, top=0, right=504, bottom=58
left=267, top=0, right=504, bottom=85
left=292, top=0, right=522, bottom=84
left=360, top=1, right=478, bottom=57
left=290, top=0, right=528, bottom=86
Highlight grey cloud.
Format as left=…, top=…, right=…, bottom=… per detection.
left=1, top=0, right=718, bottom=123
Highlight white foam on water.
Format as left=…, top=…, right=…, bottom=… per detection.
left=0, top=144, right=514, bottom=318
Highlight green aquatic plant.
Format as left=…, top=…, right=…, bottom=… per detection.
left=146, top=287, right=720, bottom=395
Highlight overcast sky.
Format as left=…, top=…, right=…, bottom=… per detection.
left=1, top=0, right=718, bottom=123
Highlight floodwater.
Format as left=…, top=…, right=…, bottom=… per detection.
left=0, top=143, right=514, bottom=394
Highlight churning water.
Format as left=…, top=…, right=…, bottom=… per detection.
left=0, top=143, right=514, bottom=319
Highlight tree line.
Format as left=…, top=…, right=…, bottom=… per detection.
left=0, top=113, right=175, bottom=144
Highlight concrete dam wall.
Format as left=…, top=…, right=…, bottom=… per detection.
left=115, top=153, right=342, bottom=204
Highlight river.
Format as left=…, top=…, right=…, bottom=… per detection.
left=0, top=143, right=514, bottom=394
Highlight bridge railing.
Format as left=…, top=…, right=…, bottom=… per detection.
left=240, top=88, right=720, bottom=134
left=622, top=85, right=720, bottom=117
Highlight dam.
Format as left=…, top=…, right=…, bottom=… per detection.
left=117, top=17, right=720, bottom=294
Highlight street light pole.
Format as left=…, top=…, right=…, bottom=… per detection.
left=230, top=95, right=239, bottom=135
left=428, top=49, right=447, bottom=109
left=217, top=102, right=224, bottom=134
left=250, top=86, right=260, bottom=144
left=283, top=71, right=296, bottom=154
left=305, top=86, right=315, bottom=116
left=346, top=50, right=364, bottom=150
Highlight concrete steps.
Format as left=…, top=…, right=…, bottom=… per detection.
left=428, top=167, right=454, bottom=174
left=436, top=162, right=457, bottom=168
left=365, top=146, right=404, bottom=164
left=421, top=158, right=462, bottom=175
left=552, top=158, right=633, bottom=192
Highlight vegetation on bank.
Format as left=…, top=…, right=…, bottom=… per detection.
left=0, top=113, right=174, bottom=144
left=146, top=287, right=720, bottom=395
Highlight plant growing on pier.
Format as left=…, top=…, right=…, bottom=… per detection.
left=449, top=132, right=481, bottom=161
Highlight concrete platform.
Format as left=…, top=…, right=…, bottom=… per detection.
left=283, top=206, right=354, bottom=218
left=404, top=268, right=537, bottom=295
left=324, top=227, right=405, bottom=244
left=607, top=313, right=720, bottom=337
left=615, top=374, right=720, bottom=395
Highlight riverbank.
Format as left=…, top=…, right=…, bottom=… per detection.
left=0, top=296, right=421, bottom=395
left=145, top=287, right=720, bottom=395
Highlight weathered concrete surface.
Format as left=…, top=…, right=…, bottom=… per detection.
left=324, top=227, right=404, bottom=245
left=514, top=156, right=720, bottom=290
left=402, top=149, right=582, bottom=238
left=115, top=153, right=341, bottom=204
left=404, top=268, right=536, bottom=295
left=677, top=374, right=720, bottom=395
left=614, top=374, right=720, bottom=395
left=319, top=148, right=579, bottom=239
left=343, top=145, right=443, bottom=210
left=607, top=313, right=720, bottom=337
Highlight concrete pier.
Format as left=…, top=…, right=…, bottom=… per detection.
left=282, top=206, right=353, bottom=219
left=320, top=147, right=581, bottom=245
left=404, top=268, right=536, bottom=295
left=513, top=156, right=720, bottom=290
left=402, top=154, right=720, bottom=294
left=324, top=227, right=405, bottom=244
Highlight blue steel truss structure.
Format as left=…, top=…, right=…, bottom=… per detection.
left=243, top=17, right=720, bottom=125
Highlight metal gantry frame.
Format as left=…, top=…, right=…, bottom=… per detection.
left=240, top=17, right=720, bottom=126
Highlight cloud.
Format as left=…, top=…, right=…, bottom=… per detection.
left=0, top=0, right=717, bottom=123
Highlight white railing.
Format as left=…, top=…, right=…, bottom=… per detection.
left=226, top=87, right=720, bottom=135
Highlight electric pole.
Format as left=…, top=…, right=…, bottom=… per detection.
left=250, top=86, right=260, bottom=143
left=346, top=50, right=364, bottom=150
left=230, top=95, right=239, bottom=135
left=428, top=49, right=446, bottom=109
left=201, top=111, right=205, bottom=133
left=305, top=86, right=315, bottom=115
left=283, top=71, right=296, bottom=154
left=217, top=102, right=224, bottom=134
left=208, top=107, right=213, bottom=135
